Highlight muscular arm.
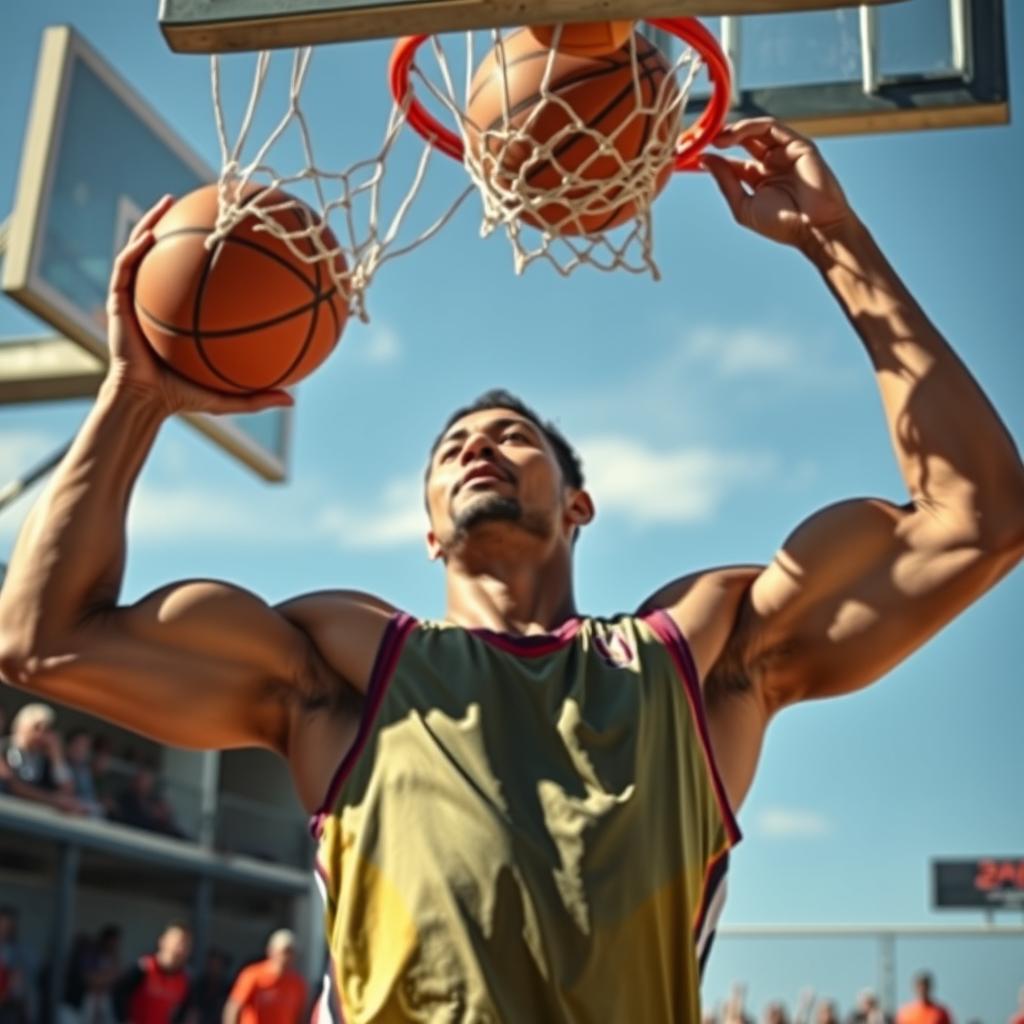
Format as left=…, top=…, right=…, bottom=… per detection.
left=0, top=382, right=311, bottom=750
left=746, top=217, right=1024, bottom=710
left=659, top=121, right=1024, bottom=807
left=0, top=199, right=313, bottom=753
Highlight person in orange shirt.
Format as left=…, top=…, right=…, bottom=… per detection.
left=223, top=931, right=306, bottom=1024
left=1009, top=986, right=1024, bottom=1024
left=896, top=972, right=954, bottom=1024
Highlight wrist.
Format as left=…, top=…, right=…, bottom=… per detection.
left=98, top=367, right=176, bottom=423
left=799, top=212, right=870, bottom=269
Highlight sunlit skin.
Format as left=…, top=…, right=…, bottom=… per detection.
left=425, top=411, right=594, bottom=635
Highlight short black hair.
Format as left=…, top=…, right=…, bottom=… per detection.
left=426, top=389, right=584, bottom=491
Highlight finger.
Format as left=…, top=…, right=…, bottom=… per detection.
left=730, top=158, right=771, bottom=186
left=127, top=195, right=175, bottom=245
left=701, top=154, right=752, bottom=228
left=205, top=390, right=296, bottom=416
left=107, top=229, right=156, bottom=312
left=715, top=117, right=811, bottom=153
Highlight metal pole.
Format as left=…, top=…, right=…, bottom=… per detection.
left=192, top=874, right=214, bottom=968
left=197, top=751, right=220, bottom=850
left=877, top=930, right=897, bottom=1014
left=47, top=842, right=81, bottom=1024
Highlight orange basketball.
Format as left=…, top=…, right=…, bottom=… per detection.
left=466, top=29, right=679, bottom=236
left=528, top=20, right=634, bottom=57
left=133, top=183, right=348, bottom=394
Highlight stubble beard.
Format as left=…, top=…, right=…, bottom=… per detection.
left=448, top=493, right=551, bottom=547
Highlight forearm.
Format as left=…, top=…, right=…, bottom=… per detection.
left=6, top=776, right=65, bottom=807
left=0, top=378, right=168, bottom=663
left=805, top=216, right=1024, bottom=544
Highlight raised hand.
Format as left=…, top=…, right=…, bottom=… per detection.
left=105, top=195, right=294, bottom=416
left=702, top=118, right=854, bottom=248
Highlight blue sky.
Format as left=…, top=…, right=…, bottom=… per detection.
left=1, top=1, right=1022, bottom=1019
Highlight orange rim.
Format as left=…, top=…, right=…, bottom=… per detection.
left=387, top=17, right=733, bottom=173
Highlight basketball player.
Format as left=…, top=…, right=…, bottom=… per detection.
left=1, top=119, right=1022, bottom=1021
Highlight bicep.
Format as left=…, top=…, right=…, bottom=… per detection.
left=750, top=497, right=1009, bottom=708
left=33, top=580, right=313, bottom=750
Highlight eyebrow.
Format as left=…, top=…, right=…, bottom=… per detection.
left=437, top=417, right=539, bottom=451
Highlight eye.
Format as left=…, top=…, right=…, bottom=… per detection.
left=502, top=430, right=530, bottom=444
left=439, top=446, right=459, bottom=463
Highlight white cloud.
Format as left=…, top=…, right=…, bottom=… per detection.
left=684, top=326, right=800, bottom=378
left=316, top=476, right=426, bottom=548
left=356, top=324, right=401, bottom=365
left=579, top=435, right=773, bottom=525
left=127, top=487, right=303, bottom=543
left=755, top=806, right=834, bottom=840
left=125, top=473, right=427, bottom=550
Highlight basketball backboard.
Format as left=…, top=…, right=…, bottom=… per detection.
left=159, top=0, right=1008, bottom=139
left=2, top=25, right=293, bottom=482
left=160, top=0, right=904, bottom=51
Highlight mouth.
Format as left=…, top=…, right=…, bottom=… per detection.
left=455, top=464, right=512, bottom=496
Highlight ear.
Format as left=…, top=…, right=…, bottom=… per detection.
left=425, top=529, right=445, bottom=562
left=564, top=488, right=595, bottom=534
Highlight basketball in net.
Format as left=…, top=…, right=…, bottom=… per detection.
left=465, top=28, right=680, bottom=236
left=133, top=183, right=348, bottom=394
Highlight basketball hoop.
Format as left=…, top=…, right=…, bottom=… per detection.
left=388, top=18, right=732, bottom=276
left=391, top=19, right=731, bottom=172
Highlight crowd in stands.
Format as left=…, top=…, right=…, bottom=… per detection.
left=704, top=976, right=1024, bottom=1024
left=0, top=703, right=186, bottom=839
left=0, top=912, right=308, bottom=1024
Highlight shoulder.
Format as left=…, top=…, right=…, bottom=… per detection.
left=638, top=565, right=763, bottom=683
left=275, top=590, right=398, bottom=697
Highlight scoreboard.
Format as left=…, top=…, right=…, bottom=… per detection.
left=933, top=858, right=1024, bottom=909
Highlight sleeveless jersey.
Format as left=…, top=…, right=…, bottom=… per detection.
left=311, top=611, right=740, bottom=1024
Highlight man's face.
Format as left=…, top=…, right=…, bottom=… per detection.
left=425, top=408, right=589, bottom=559
left=914, top=976, right=932, bottom=1001
left=158, top=927, right=192, bottom=971
left=269, top=944, right=295, bottom=972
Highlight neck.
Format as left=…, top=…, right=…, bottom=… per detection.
left=443, top=544, right=578, bottom=635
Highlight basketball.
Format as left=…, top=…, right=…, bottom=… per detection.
left=133, top=183, right=348, bottom=394
left=528, top=20, right=634, bottom=58
left=466, top=29, right=679, bottom=236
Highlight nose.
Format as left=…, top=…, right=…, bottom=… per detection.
left=460, top=430, right=496, bottom=465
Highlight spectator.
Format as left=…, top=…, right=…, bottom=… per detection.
left=897, top=972, right=954, bottom=1024
left=89, top=737, right=120, bottom=819
left=113, top=922, right=192, bottom=1024
left=849, top=990, right=893, bottom=1024
left=723, top=984, right=753, bottom=1024
left=0, top=704, right=85, bottom=814
left=114, top=768, right=185, bottom=839
left=764, top=1003, right=791, bottom=1024
left=0, top=907, right=32, bottom=1024
left=191, top=949, right=232, bottom=1024
left=65, top=730, right=105, bottom=819
left=817, top=1002, right=842, bottom=1024
left=1010, top=986, right=1024, bottom=1024
left=223, top=930, right=307, bottom=1024
left=78, top=925, right=122, bottom=1024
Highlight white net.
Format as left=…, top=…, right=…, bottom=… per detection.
left=204, top=23, right=713, bottom=310
left=208, top=47, right=473, bottom=323
left=409, top=27, right=706, bottom=279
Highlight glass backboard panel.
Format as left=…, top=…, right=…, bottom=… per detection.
left=2, top=27, right=293, bottom=481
